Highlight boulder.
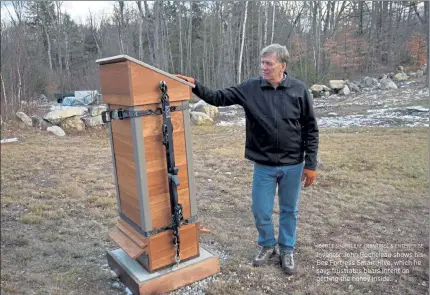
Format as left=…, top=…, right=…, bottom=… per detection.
left=89, top=105, right=107, bottom=116
left=312, top=91, right=321, bottom=98
left=394, top=72, right=408, bottom=81
left=363, top=77, right=378, bottom=88
left=310, top=84, right=324, bottom=92
left=190, top=112, right=214, bottom=126
left=329, top=80, right=346, bottom=90
left=32, top=115, right=53, bottom=130
left=16, top=112, right=32, bottom=127
left=44, top=107, right=88, bottom=124
left=191, top=94, right=200, bottom=103
left=346, top=81, right=360, bottom=92
left=310, top=84, right=330, bottom=98
left=192, top=100, right=206, bottom=110
left=82, top=115, right=105, bottom=127
left=339, top=85, right=350, bottom=95
left=47, top=126, right=66, bottom=136
left=379, top=78, right=398, bottom=90
left=61, top=116, right=85, bottom=132
left=194, top=101, right=219, bottom=120
left=322, top=85, right=331, bottom=92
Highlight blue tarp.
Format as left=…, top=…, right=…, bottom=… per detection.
left=61, top=90, right=99, bottom=106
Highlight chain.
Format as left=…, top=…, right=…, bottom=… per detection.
left=160, top=81, right=182, bottom=267
left=172, top=229, right=181, bottom=266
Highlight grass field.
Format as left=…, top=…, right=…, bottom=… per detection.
left=1, top=123, right=428, bottom=295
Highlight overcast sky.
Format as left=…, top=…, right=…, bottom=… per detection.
left=1, top=1, right=115, bottom=24
left=61, top=1, right=115, bottom=23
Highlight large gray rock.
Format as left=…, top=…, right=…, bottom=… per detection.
left=190, top=112, right=214, bottom=126
left=322, top=85, right=331, bottom=92
left=363, top=77, right=378, bottom=88
left=191, top=94, right=200, bottom=103
left=192, top=100, right=207, bottom=110
left=47, top=126, right=66, bottom=136
left=61, top=116, right=85, bottom=132
left=311, top=90, right=322, bottom=98
left=310, top=84, right=324, bottom=92
left=82, top=115, right=105, bottom=127
left=32, top=115, right=53, bottom=130
left=16, top=112, right=32, bottom=127
left=310, top=84, right=330, bottom=98
left=346, top=81, right=360, bottom=92
left=394, top=72, right=408, bottom=81
left=90, top=105, right=107, bottom=116
left=339, top=85, right=350, bottom=95
left=380, top=78, right=398, bottom=90
left=194, top=101, right=219, bottom=120
left=329, top=80, right=346, bottom=90
left=44, top=107, right=88, bottom=124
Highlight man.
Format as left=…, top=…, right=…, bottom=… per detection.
left=176, top=43, right=318, bottom=275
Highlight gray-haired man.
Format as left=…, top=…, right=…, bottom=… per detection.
left=176, top=44, right=319, bottom=275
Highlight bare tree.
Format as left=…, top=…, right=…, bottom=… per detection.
left=1, top=0, right=428, bottom=122
left=238, top=1, right=249, bottom=83
left=114, top=1, right=125, bottom=54
left=177, top=1, right=184, bottom=73
left=270, top=1, right=275, bottom=44
left=264, top=2, right=269, bottom=46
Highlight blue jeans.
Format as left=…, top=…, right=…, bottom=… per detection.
left=251, top=161, right=304, bottom=253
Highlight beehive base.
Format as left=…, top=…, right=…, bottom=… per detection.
left=107, top=247, right=220, bottom=295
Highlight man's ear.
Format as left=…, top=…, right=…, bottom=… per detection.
left=281, top=63, right=287, bottom=72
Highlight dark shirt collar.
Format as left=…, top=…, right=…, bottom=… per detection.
left=260, top=72, right=291, bottom=89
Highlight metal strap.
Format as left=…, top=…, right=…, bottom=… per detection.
left=101, top=104, right=188, bottom=123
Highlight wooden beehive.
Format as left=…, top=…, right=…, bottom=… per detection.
left=96, top=55, right=199, bottom=272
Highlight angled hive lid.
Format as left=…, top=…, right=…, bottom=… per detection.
left=96, top=55, right=195, bottom=106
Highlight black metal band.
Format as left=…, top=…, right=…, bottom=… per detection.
left=119, top=212, right=197, bottom=237
left=101, top=104, right=188, bottom=123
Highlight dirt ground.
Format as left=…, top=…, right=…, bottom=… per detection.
left=1, top=123, right=428, bottom=295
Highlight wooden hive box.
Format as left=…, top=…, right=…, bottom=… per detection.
left=96, top=55, right=199, bottom=272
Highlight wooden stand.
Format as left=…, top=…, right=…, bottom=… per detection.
left=96, top=55, right=219, bottom=293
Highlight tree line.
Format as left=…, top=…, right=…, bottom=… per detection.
left=1, top=1, right=428, bottom=122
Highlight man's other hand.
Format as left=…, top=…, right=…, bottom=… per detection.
left=175, top=74, right=195, bottom=85
left=302, top=169, right=316, bottom=188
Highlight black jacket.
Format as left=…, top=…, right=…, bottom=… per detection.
left=192, top=74, right=319, bottom=170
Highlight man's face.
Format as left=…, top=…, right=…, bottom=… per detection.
left=261, top=52, right=286, bottom=83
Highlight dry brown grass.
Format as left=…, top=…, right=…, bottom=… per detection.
left=1, top=124, right=428, bottom=295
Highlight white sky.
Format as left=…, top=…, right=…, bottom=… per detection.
left=1, top=1, right=116, bottom=25
left=61, top=1, right=115, bottom=24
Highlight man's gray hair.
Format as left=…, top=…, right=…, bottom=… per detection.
left=260, top=44, right=290, bottom=65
